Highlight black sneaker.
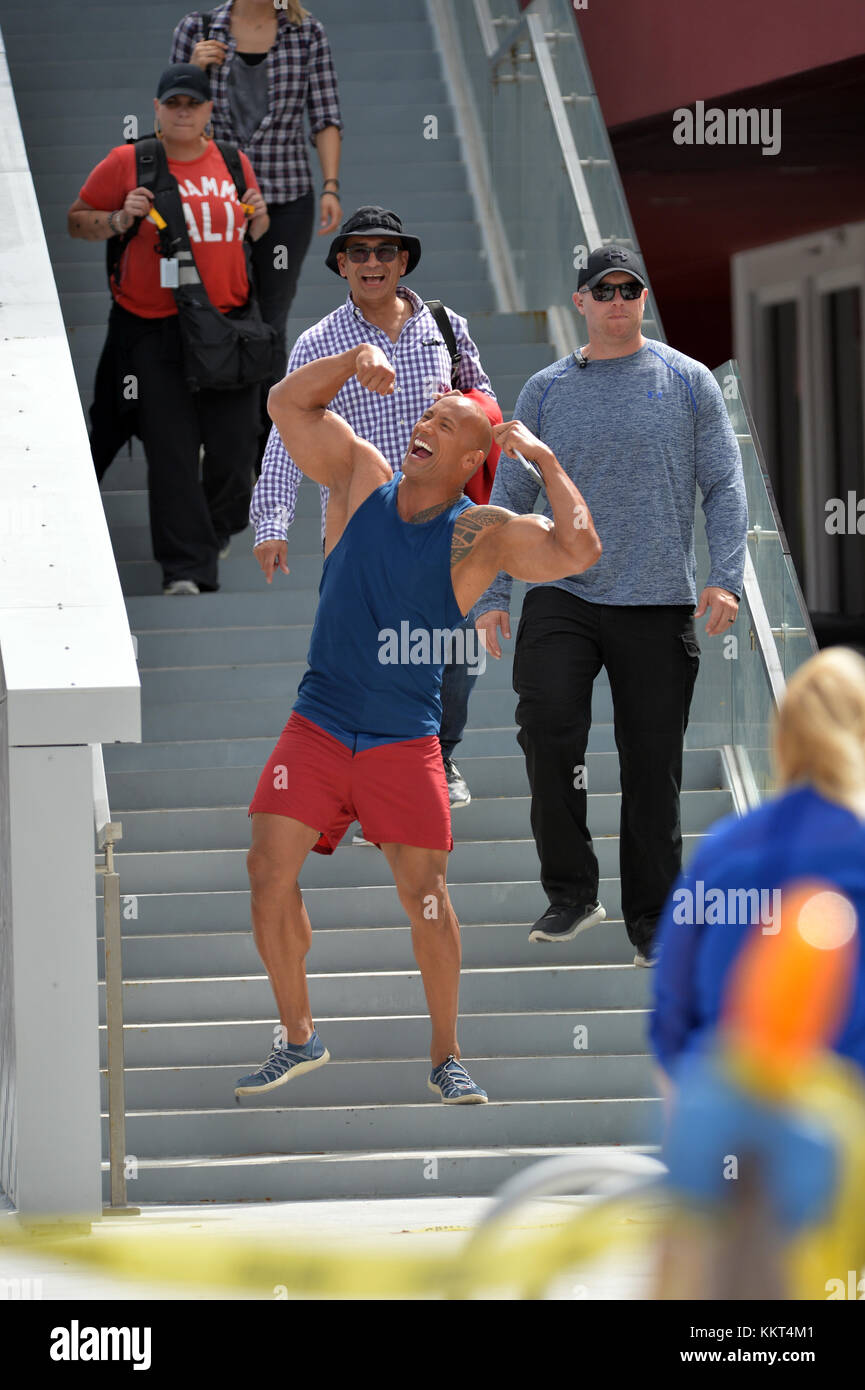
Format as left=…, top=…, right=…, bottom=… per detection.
left=443, top=758, right=471, bottom=808
left=529, top=901, right=606, bottom=944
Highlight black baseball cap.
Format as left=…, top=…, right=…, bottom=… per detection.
left=326, top=205, right=422, bottom=276
left=156, top=64, right=212, bottom=103
left=578, top=246, right=647, bottom=291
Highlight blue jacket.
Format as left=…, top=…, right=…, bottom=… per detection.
left=650, top=785, right=865, bottom=1074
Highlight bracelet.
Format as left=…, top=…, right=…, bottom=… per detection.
left=321, top=190, right=340, bottom=199
left=322, top=178, right=340, bottom=189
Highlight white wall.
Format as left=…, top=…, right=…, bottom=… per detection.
left=0, top=26, right=141, bottom=1220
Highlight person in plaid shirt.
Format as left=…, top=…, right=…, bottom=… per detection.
left=252, top=205, right=502, bottom=810
left=170, top=0, right=343, bottom=471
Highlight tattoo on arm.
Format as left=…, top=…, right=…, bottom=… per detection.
left=450, top=507, right=509, bottom=567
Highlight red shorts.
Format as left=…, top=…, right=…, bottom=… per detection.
left=248, top=711, right=453, bottom=854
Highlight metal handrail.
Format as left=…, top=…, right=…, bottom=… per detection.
left=459, top=0, right=664, bottom=346
left=91, top=746, right=137, bottom=1216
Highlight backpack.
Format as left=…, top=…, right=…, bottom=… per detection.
left=106, top=135, right=277, bottom=392
left=425, top=299, right=502, bottom=504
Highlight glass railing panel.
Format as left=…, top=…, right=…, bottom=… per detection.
left=712, top=361, right=817, bottom=688
left=447, top=0, right=662, bottom=344
left=731, top=586, right=777, bottom=795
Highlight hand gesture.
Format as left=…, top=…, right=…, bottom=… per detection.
left=355, top=344, right=395, bottom=395
left=493, top=419, right=546, bottom=463
left=476, top=610, right=511, bottom=660
left=253, top=539, right=291, bottom=584
left=694, top=586, right=739, bottom=637
left=190, top=40, right=227, bottom=69
left=119, top=186, right=155, bottom=231
left=318, top=193, right=342, bottom=235
left=242, top=187, right=267, bottom=221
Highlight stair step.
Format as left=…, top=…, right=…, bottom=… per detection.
left=99, top=918, right=638, bottom=978
left=105, top=748, right=723, bottom=808
left=103, top=1009, right=654, bottom=1067
left=106, top=1096, right=663, bottom=1159
left=101, top=964, right=652, bottom=1025
left=110, top=789, right=731, bottom=853
left=96, top=880, right=630, bottom=934
left=103, top=1054, right=659, bottom=1111
left=102, top=1142, right=658, bottom=1204
left=107, top=833, right=704, bottom=895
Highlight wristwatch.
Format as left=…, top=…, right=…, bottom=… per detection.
left=107, top=210, right=124, bottom=235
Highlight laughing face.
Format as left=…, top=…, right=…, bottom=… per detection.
left=336, top=235, right=410, bottom=312
left=401, top=395, right=490, bottom=486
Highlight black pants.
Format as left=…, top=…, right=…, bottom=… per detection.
left=439, top=611, right=480, bottom=762
left=120, top=306, right=259, bottom=590
left=512, top=587, right=700, bottom=953
left=248, top=191, right=316, bottom=473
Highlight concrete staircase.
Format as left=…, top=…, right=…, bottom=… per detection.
left=1, top=0, right=734, bottom=1202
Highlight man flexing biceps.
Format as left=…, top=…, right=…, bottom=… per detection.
left=237, top=344, right=601, bottom=1104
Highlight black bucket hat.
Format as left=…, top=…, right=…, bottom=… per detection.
left=326, top=205, right=422, bottom=276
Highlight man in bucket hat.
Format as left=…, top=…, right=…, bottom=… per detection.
left=251, top=205, right=502, bottom=811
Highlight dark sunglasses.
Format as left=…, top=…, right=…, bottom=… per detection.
left=588, top=280, right=644, bottom=302
left=343, top=243, right=403, bottom=263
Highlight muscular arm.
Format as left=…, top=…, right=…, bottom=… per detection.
left=451, top=422, right=601, bottom=614
left=266, top=346, right=392, bottom=493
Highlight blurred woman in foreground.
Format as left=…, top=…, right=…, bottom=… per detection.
left=650, top=647, right=865, bottom=1299
left=651, top=645, right=865, bottom=1084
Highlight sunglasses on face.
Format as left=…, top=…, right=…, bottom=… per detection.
left=587, top=280, right=644, bottom=302
left=343, top=244, right=403, bottom=263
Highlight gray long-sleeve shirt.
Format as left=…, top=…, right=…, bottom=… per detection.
left=476, top=339, right=748, bottom=614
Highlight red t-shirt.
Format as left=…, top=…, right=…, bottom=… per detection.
left=80, top=142, right=260, bottom=319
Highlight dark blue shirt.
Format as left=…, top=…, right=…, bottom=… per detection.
left=293, top=477, right=472, bottom=749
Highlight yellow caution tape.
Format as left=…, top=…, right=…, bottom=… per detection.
left=0, top=1198, right=651, bottom=1300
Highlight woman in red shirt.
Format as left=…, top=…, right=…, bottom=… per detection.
left=69, top=64, right=270, bottom=594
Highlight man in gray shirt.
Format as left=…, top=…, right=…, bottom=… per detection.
left=476, top=247, right=748, bottom=965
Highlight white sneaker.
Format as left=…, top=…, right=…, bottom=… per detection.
left=218, top=542, right=231, bottom=560
left=634, top=951, right=656, bottom=967
left=163, top=579, right=200, bottom=596
left=352, top=831, right=374, bottom=846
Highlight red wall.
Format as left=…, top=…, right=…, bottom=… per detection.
left=518, top=0, right=865, bottom=127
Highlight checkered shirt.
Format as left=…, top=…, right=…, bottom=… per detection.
left=250, top=287, right=496, bottom=545
left=170, top=4, right=343, bottom=203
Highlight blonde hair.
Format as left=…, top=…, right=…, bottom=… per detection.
left=773, top=646, right=865, bottom=815
left=281, top=1, right=308, bottom=22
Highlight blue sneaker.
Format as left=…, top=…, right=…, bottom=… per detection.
left=427, top=1055, right=488, bottom=1104
left=234, top=1029, right=329, bottom=1097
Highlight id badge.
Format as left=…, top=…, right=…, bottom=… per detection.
left=159, top=258, right=180, bottom=288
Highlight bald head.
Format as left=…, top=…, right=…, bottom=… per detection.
left=438, top=392, right=493, bottom=460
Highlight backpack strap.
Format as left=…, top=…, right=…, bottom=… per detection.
left=214, top=140, right=247, bottom=204
left=425, top=300, right=461, bottom=387
left=105, top=133, right=165, bottom=292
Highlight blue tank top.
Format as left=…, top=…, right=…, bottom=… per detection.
left=293, top=476, right=474, bottom=750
